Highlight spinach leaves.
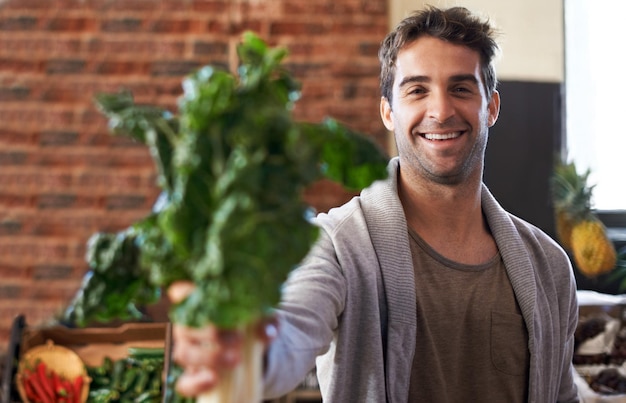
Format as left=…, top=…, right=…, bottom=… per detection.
left=64, top=32, right=388, bottom=329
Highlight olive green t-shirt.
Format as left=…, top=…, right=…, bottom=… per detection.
left=407, top=228, right=529, bottom=402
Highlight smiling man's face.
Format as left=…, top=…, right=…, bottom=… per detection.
left=380, top=35, right=500, bottom=186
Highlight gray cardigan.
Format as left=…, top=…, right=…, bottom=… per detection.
left=263, top=157, right=580, bottom=402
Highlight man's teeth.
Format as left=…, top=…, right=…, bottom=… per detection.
left=423, top=132, right=461, bottom=140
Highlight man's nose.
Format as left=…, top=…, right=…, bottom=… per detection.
left=427, top=91, right=455, bottom=123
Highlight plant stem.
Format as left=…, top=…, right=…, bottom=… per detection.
left=196, top=324, right=264, bottom=403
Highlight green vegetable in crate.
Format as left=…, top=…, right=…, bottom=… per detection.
left=86, top=348, right=166, bottom=403
left=68, top=32, right=389, bottom=402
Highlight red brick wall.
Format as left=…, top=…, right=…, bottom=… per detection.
left=0, top=0, right=389, bottom=351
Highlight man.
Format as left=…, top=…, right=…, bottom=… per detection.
left=170, top=6, right=580, bottom=402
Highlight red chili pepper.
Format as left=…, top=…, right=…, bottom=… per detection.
left=63, top=378, right=75, bottom=403
left=22, top=372, right=39, bottom=401
left=72, top=376, right=83, bottom=403
left=24, top=369, right=53, bottom=403
left=51, top=370, right=66, bottom=398
left=36, top=361, right=55, bottom=402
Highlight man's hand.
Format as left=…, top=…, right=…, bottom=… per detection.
left=168, top=281, right=278, bottom=397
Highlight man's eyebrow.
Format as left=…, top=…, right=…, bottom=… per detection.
left=398, top=75, right=429, bottom=89
left=450, top=74, right=480, bottom=86
left=397, top=74, right=480, bottom=89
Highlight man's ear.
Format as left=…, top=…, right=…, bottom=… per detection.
left=380, top=96, right=394, bottom=131
left=487, top=90, right=500, bottom=127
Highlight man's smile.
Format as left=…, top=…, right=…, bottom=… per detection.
left=422, top=131, right=463, bottom=140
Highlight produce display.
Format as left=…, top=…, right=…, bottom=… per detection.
left=61, top=31, right=389, bottom=402
left=575, top=313, right=626, bottom=396
left=574, top=314, right=623, bottom=365
left=552, top=156, right=626, bottom=402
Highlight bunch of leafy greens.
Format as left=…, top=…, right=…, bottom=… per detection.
left=63, top=230, right=157, bottom=325
left=63, top=32, right=388, bottom=329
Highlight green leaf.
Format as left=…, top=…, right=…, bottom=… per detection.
left=77, top=31, right=389, bottom=329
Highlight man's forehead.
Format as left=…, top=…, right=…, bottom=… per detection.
left=394, top=39, right=483, bottom=83
left=397, top=38, right=481, bottom=67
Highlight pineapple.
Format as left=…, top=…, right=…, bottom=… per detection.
left=570, top=218, right=617, bottom=277
left=551, top=160, right=593, bottom=251
left=551, top=159, right=617, bottom=277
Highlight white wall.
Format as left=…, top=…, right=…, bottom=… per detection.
left=390, top=0, right=563, bottom=83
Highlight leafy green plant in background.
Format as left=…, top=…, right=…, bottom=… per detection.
left=63, top=31, right=389, bottom=330
left=63, top=230, right=158, bottom=325
left=605, top=246, right=626, bottom=291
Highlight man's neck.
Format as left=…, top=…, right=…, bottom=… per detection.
left=398, top=171, right=496, bottom=265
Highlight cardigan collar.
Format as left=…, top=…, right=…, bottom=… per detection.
left=359, top=157, right=538, bottom=402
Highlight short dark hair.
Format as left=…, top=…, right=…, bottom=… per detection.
left=379, top=6, right=499, bottom=105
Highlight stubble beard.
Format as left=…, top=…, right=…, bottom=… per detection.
left=401, top=127, right=488, bottom=187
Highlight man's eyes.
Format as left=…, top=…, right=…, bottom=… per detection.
left=408, top=87, right=427, bottom=95
left=452, top=86, right=473, bottom=94
left=403, top=85, right=477, bottom=97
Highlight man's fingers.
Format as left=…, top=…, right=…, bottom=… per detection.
left=172, top=324, right=243, bottom=368
left=175, top=366, right=219, bottom=397
left=168, top=285, right=278, bottom=397
left=167, top=281, right=196, bottom=303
